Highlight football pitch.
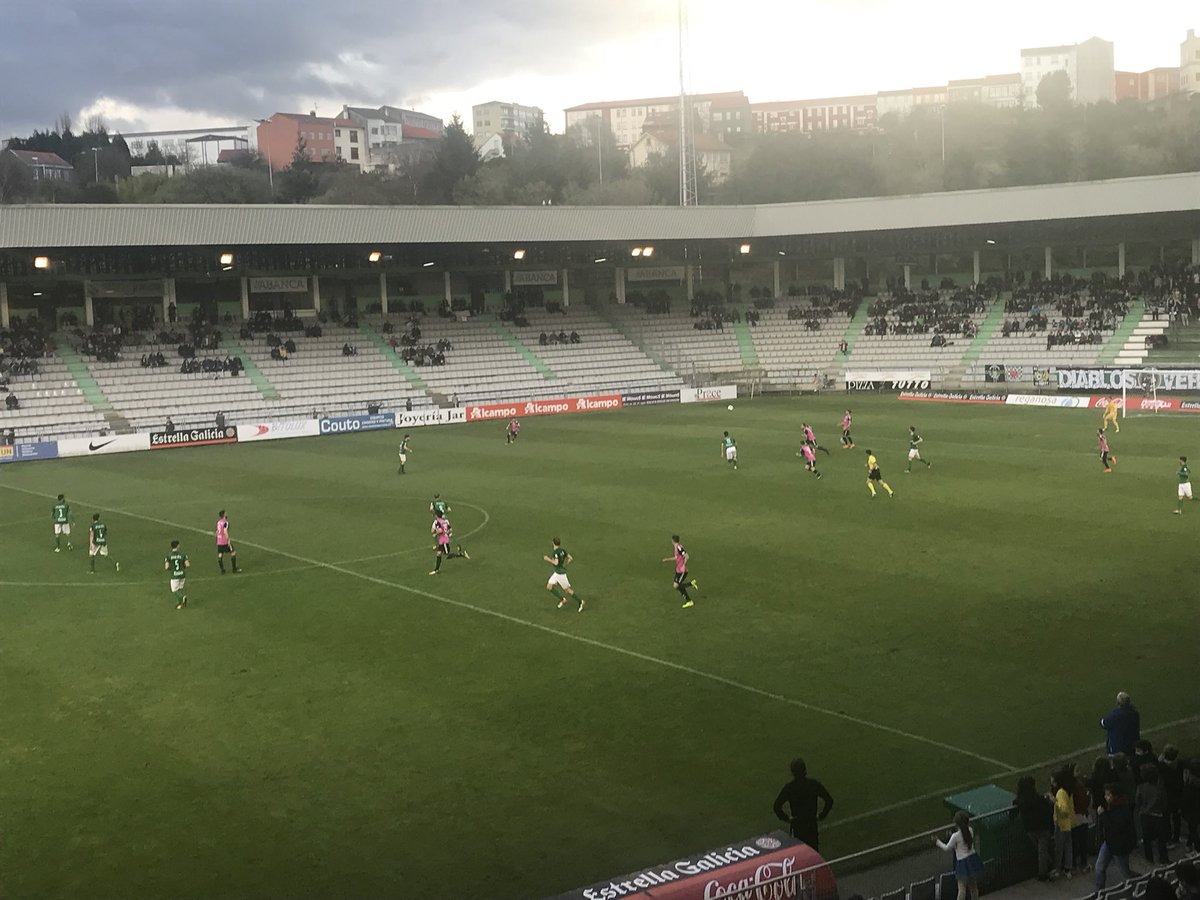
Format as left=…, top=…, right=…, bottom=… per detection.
left=2, top=395, right=1197, bottom=899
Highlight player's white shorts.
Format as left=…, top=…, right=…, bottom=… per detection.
left=908, top=448, right=921, bottom=460
left=398, top=453, right=408, bottom=464
left=55, top=523, right=71, bottom=535
left=1180, top=482, right=1193, bottom=500
left=89, top=544, right=109, bottom=557
left=547, top=572, right=571, bottom=590
left=725, top=446, right=737, bottom=461
left=170, top=578, right=186, bottom=593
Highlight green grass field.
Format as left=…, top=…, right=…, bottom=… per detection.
left=2, top=395, right=1197, bottom=899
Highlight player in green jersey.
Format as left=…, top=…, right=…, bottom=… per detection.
left=429, top=494, right=450, bottom=517
left=544, top=538, right=583, bottom=612
left=165, top=540, right=190, bottom=608
left=52, top=494, right=73, bottom=551
left=398, top=434, right=411, bottom=475
left=721, top=431, right=738, bottom=471
left=1175, top=456, right=1192, bottom=514
left=87, top=513, right=119, bottom=574
left=906, top=426, right=931, bottom=473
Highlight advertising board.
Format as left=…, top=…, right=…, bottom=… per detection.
left=395, top=407, right=468, bottom=428
left=319, top=413, right=397, bottom=434
left=679, top=385, right=738, bottom=404
left=0, top=441, right=59, bottom=463
left=466, top=395, right=622, bottom=421
left=237, top=420, right=322, bottom=443
left=58, top=433, right=151, bottom=457
left=149, top=426, right=238, bottom=449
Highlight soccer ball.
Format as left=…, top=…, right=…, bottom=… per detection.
left=727, top=404, right=734, bottom=411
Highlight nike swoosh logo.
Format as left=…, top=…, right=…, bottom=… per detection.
left=88, top=440, right=116, bottom=451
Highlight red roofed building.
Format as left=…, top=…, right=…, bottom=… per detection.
left=751, top=95, right=877, bottom=135
left=565, top=91, right=749, bottom=150
left=255, top=112, right=364, bottom=171
left=4, top=149, right=74, bottom=181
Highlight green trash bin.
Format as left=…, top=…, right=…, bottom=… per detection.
left=943, top=784, right=1028, bottom=891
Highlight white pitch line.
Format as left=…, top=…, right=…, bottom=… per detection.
left=0, top=483, right=1014, bottom=771
left=826, top=712, right=1200, bottom=829
left=0, top=516, right=51, bottom=530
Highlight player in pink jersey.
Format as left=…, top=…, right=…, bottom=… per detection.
left=661, top=535, right=699, bottom=608
left=215, top=509, right=239, bottom=574
left=800, top=442, right=823, bottom=479
left=840, top=410, right=855, bottom=449
left=1097, top=429, right=1116, bottom=473
left=802, top=422, right=830, bottom=456
left=506, top=418, right=521, bottom=444
left=429, top=513, right=469, bottom=574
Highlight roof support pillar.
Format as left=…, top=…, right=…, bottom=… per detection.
left=443, top=271, right=452, bottom=305
left=0, top=283, right=8, bottom=328
left=833, top=257, right=845, bottom=291
left=240, top=277, right=250, bottom=320
left=1044, top=246, right=1052, bottom=280
left=686, top=265, right=695, bottom=301
left=504, top=270, right=512, bottom=293
left=972, top=250, right=981, bottom=286
left=162, top=278, right=175, bottom=324
left=903, top=264, right=912, bottom=290
left=561, top=268, right=570, bottom=307
left=1191, top=238, right=1199, bottom=266
left=311, top=274, right=321, bottom=312
left=772, top=260, right=781, bottom=298
left=379, top=271, right=388, bottom=316
left=84, top=281, right=94, bottom=327
left=615, top=267, right=626, bottom=304
left=1118, top=242, right=1126, bottom=278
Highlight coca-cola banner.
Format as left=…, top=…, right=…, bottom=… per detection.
left=1090, top=395, right=1200, bottom=414
left=466, top=394, right=622, bottom=422
left=548, top=831, right=834, bottom=900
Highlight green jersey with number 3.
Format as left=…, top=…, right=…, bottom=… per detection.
left=53, top=501, right=70, bottom=524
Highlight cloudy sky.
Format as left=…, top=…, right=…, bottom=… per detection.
left=0, top=0, right=1195, bottom=139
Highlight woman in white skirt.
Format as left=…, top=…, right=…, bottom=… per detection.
left=935, top=810, right=985, bottom=900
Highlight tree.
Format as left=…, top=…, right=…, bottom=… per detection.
left=154, top=166, right=273, bottom=203
left=0, top=152, right=34, bottom=203
left=1037, top=71, right=1073, bottom=113
left=420, top=115, right=479, bottom=203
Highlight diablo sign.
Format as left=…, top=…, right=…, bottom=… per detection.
left=1057, top=368, right=1200, bottom=391
left=466, top=395, right=622, bottom=422
left=548, top=831, right=834, bottom=900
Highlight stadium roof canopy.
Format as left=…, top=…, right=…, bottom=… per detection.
left=1, top=172, right=1198, bottom=250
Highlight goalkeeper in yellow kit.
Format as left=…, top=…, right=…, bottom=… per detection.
left=1102, top=397, right=1120, bottom=432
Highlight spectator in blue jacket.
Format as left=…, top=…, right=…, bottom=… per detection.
left=1102, top=692, right=1140, bottom=756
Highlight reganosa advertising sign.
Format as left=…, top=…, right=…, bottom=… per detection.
left=1057, top=368, right=1200, bottom=391
left=548, top=831, right=835, bottom=900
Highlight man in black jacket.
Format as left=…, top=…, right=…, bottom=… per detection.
left=1095, top=784, right=1139, bottom=892
left=773, top=758, right=834, bottom=850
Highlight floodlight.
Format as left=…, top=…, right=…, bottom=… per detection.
left=739, top=243, right=751, bottom=255
left=33, top=256, right=50, bottom=269
left=218, top=252, right=234, bottom=266
left=513, top=249, right=526, bottom=260
left=368, top=251, right=383, bottom=263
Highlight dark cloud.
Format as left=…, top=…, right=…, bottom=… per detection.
left=0, top=0, right=673, bottom=135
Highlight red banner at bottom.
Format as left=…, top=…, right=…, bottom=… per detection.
left=1089, top=395, right=1200, bottom=413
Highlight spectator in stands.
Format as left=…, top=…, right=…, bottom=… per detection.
left=934, top=810, right=984, bottom=900
left=4, top=393, right=18, bottom=411
left=405, top=398, right=413, bottom=412
left=1012, top=776, right=1054, bottom=880
left=1180, top=768, right=1200, bottom=854
left=1136, top=765, right=1170, bottom=865
left=569, top=331, right=581, bottom=344
left=1050, top=770, right=1076, bottom=878
left=215, top=411, right=226, bottom=430
left=772, top=757, right=834, bottom=851
left=1069, top=763, right=1092, bottom=873
left=284, top=338, right=297, bottom=354
left=1103, top=693, right=1140, bottom=756
left=1161, top=746, right=1185, bottom=846
left=839, top=339, right=848, bottom=355
left=342, top=342, right=357, bottom=356
left=539, top=332, right=548, bottom=345
left=1143, top=876, right=1176, bottom=900
left=168, top=302, right=177, bottom=323
left=1094, top=783, right=1138, bottom=892
left=165, top=416, right=175, bottom=435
